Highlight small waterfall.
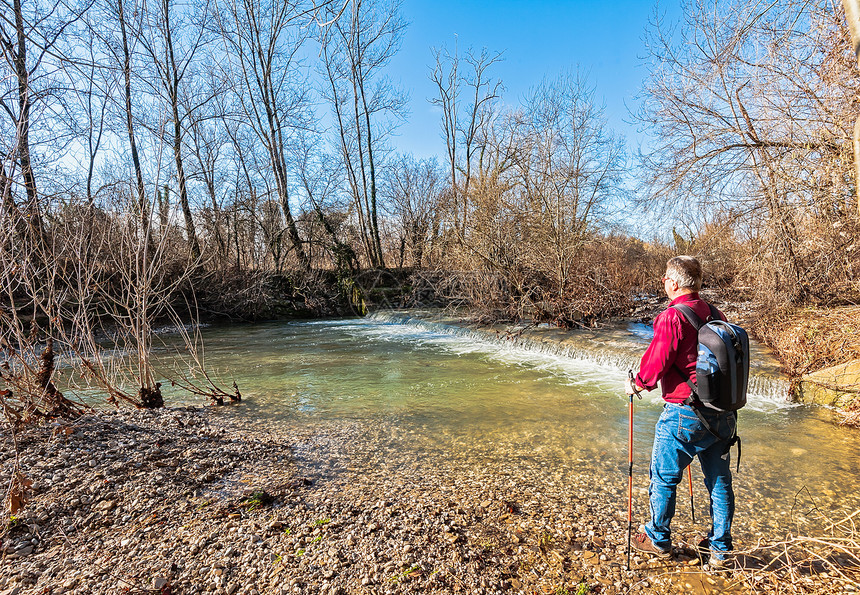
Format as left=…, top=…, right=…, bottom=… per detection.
left=747, top=374, right=792, bottom=406
left=368, top=309, right=792, bottom=406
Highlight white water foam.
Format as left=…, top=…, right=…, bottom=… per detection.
left=365, top=311, right=794, bottom=412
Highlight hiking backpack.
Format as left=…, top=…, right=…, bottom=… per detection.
left=671, top=303, right=750, bottom=470
left=671, top=304, right=750, bottom=412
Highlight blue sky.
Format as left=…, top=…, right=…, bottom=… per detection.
left=386, top=0, right=683, bottom=160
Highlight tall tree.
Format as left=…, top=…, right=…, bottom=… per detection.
left=384, top=155, right=444, bottom=268
left=186, top=73, right=230, bottom=264
left=110, top=0, right=151, bottom=239
left=215, top=0, right=311, bottom=269
left=138, top=0, right=210, bottom=260
left=512, top=71, right=625, bottom=301
left=638, top=0, right=860, bottom=302
left=430, top=46, right=503, bottom=235
left=0, top=0, right=88, bottom=245
left=319, top=0, right=405, bottom=269
left=293, top=132, right=358, bottom=272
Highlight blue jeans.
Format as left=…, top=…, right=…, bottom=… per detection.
left=645, top=403, right=735, bottom=553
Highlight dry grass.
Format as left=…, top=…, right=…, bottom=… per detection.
left=841, top=401, right=860, bottom=428
left=635, top=508, right=860, bottom=594
left=638, top=537, right=860, bottom=594
left=718, top=503, right=860, bottom=594
left=749, top=305, right=860, bottom=378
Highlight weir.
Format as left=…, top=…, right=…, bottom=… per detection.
left=367, top=309, right=792, bottom=409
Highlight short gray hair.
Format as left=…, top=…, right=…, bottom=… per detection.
left=665, top=256, right=702, bottom=291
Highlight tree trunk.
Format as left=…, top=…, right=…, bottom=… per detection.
left=160, top=0, right=200, bottom=260
left=117, top=0, right=151, bottom=243
left=12, top=0, right=45, bottom=247
left=358, top=74, right=385, bottom=268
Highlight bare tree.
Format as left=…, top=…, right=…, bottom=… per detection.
left=186, top=72, right=231, bottom=265
left=842, top=0, right=860, bottom=215
left=319, top=0, right=406, bottom=269
left=214, top=0, right=312, bottom=269
left=222, top=117, right=269, bottom=269
left=1, top=0, right=91, bottom=248
left=293, top=132, right=358, bottom=271
left=137, top=0, right=212, bottom=260
left=638, top=0, right=860, bottom=302
left=512, top=71, right=625, bottom=307
left=105, top=0, right=152, bottom=242
left=430, top=46, right=503, bottom=235
left=384, top=154, right=444, bottom=268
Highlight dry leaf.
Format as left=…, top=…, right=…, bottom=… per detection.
left=8, top=472, right=32, bottom=515
left=8, top=491, right=24, bottom=515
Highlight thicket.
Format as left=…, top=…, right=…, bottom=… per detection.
left=2, top=0, right=860, bottom=435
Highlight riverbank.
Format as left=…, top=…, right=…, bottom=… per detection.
left=2, top=407, right=856, bottom=595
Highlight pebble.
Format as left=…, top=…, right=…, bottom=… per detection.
left=0, top=407, right=849, bottom=595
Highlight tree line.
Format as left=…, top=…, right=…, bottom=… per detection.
left=1, top=0, right=858, bottom=415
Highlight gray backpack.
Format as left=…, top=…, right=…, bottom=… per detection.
left=672, top=303, right=750, bottom=412
left=672, top=303, right=748, bottom=469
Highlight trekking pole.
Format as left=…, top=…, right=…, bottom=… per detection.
left=626, top=370, right=641, bottom=571
left=687, top=465, right=696, bottom=523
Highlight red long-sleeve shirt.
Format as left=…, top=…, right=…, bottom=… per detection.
left=635, top=293, right=726, bottom=404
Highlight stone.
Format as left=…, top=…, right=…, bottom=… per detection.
left=94, top=500, right=116, bottom=512
left=798, top=359, right=860, bottom=406
left=0, top=397, right=838, bottom=595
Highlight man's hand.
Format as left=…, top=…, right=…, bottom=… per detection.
left=625, top=376, right=643, bottom=397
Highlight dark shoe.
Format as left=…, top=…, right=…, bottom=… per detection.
left=632, top=533, right=671, bottom=558
left=698, top=538, right=733, bottom=568
left=696, top=538, right=711, bottom=561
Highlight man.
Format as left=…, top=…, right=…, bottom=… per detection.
left=625, top=255, right=735, bottom=566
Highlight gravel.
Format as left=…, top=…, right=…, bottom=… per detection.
left=0, top=407, right=852, bottom=594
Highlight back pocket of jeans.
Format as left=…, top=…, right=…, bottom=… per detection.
left=677, top=411, right=708, bottom=442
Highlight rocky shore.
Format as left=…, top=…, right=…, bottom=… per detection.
left=1, top=407, right=856, bottom=595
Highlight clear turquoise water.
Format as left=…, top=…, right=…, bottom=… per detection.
left=152, top=315, right=860, bottom=540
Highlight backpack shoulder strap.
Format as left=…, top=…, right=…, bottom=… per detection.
left=707, top=303, right=720, bottom=322
left=670, top=303, right=704, bottom=330
left=670, top=304, right=704, bottom=398
left=671, top=302, right=705, bottom=397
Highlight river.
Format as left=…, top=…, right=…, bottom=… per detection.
left=157, top=312, right=860, bottom=545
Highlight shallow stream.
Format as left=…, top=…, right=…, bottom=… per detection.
left=159, top=312, right=860, bottom=544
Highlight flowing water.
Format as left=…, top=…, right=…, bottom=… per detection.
left=157, top=312, right=860, bottom=543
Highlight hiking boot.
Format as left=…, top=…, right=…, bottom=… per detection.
left=698, top=538, right=734, bottom=568
left=708, top=550, right=733, bottom=569
left=632, top=533, right=671, bottom=558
